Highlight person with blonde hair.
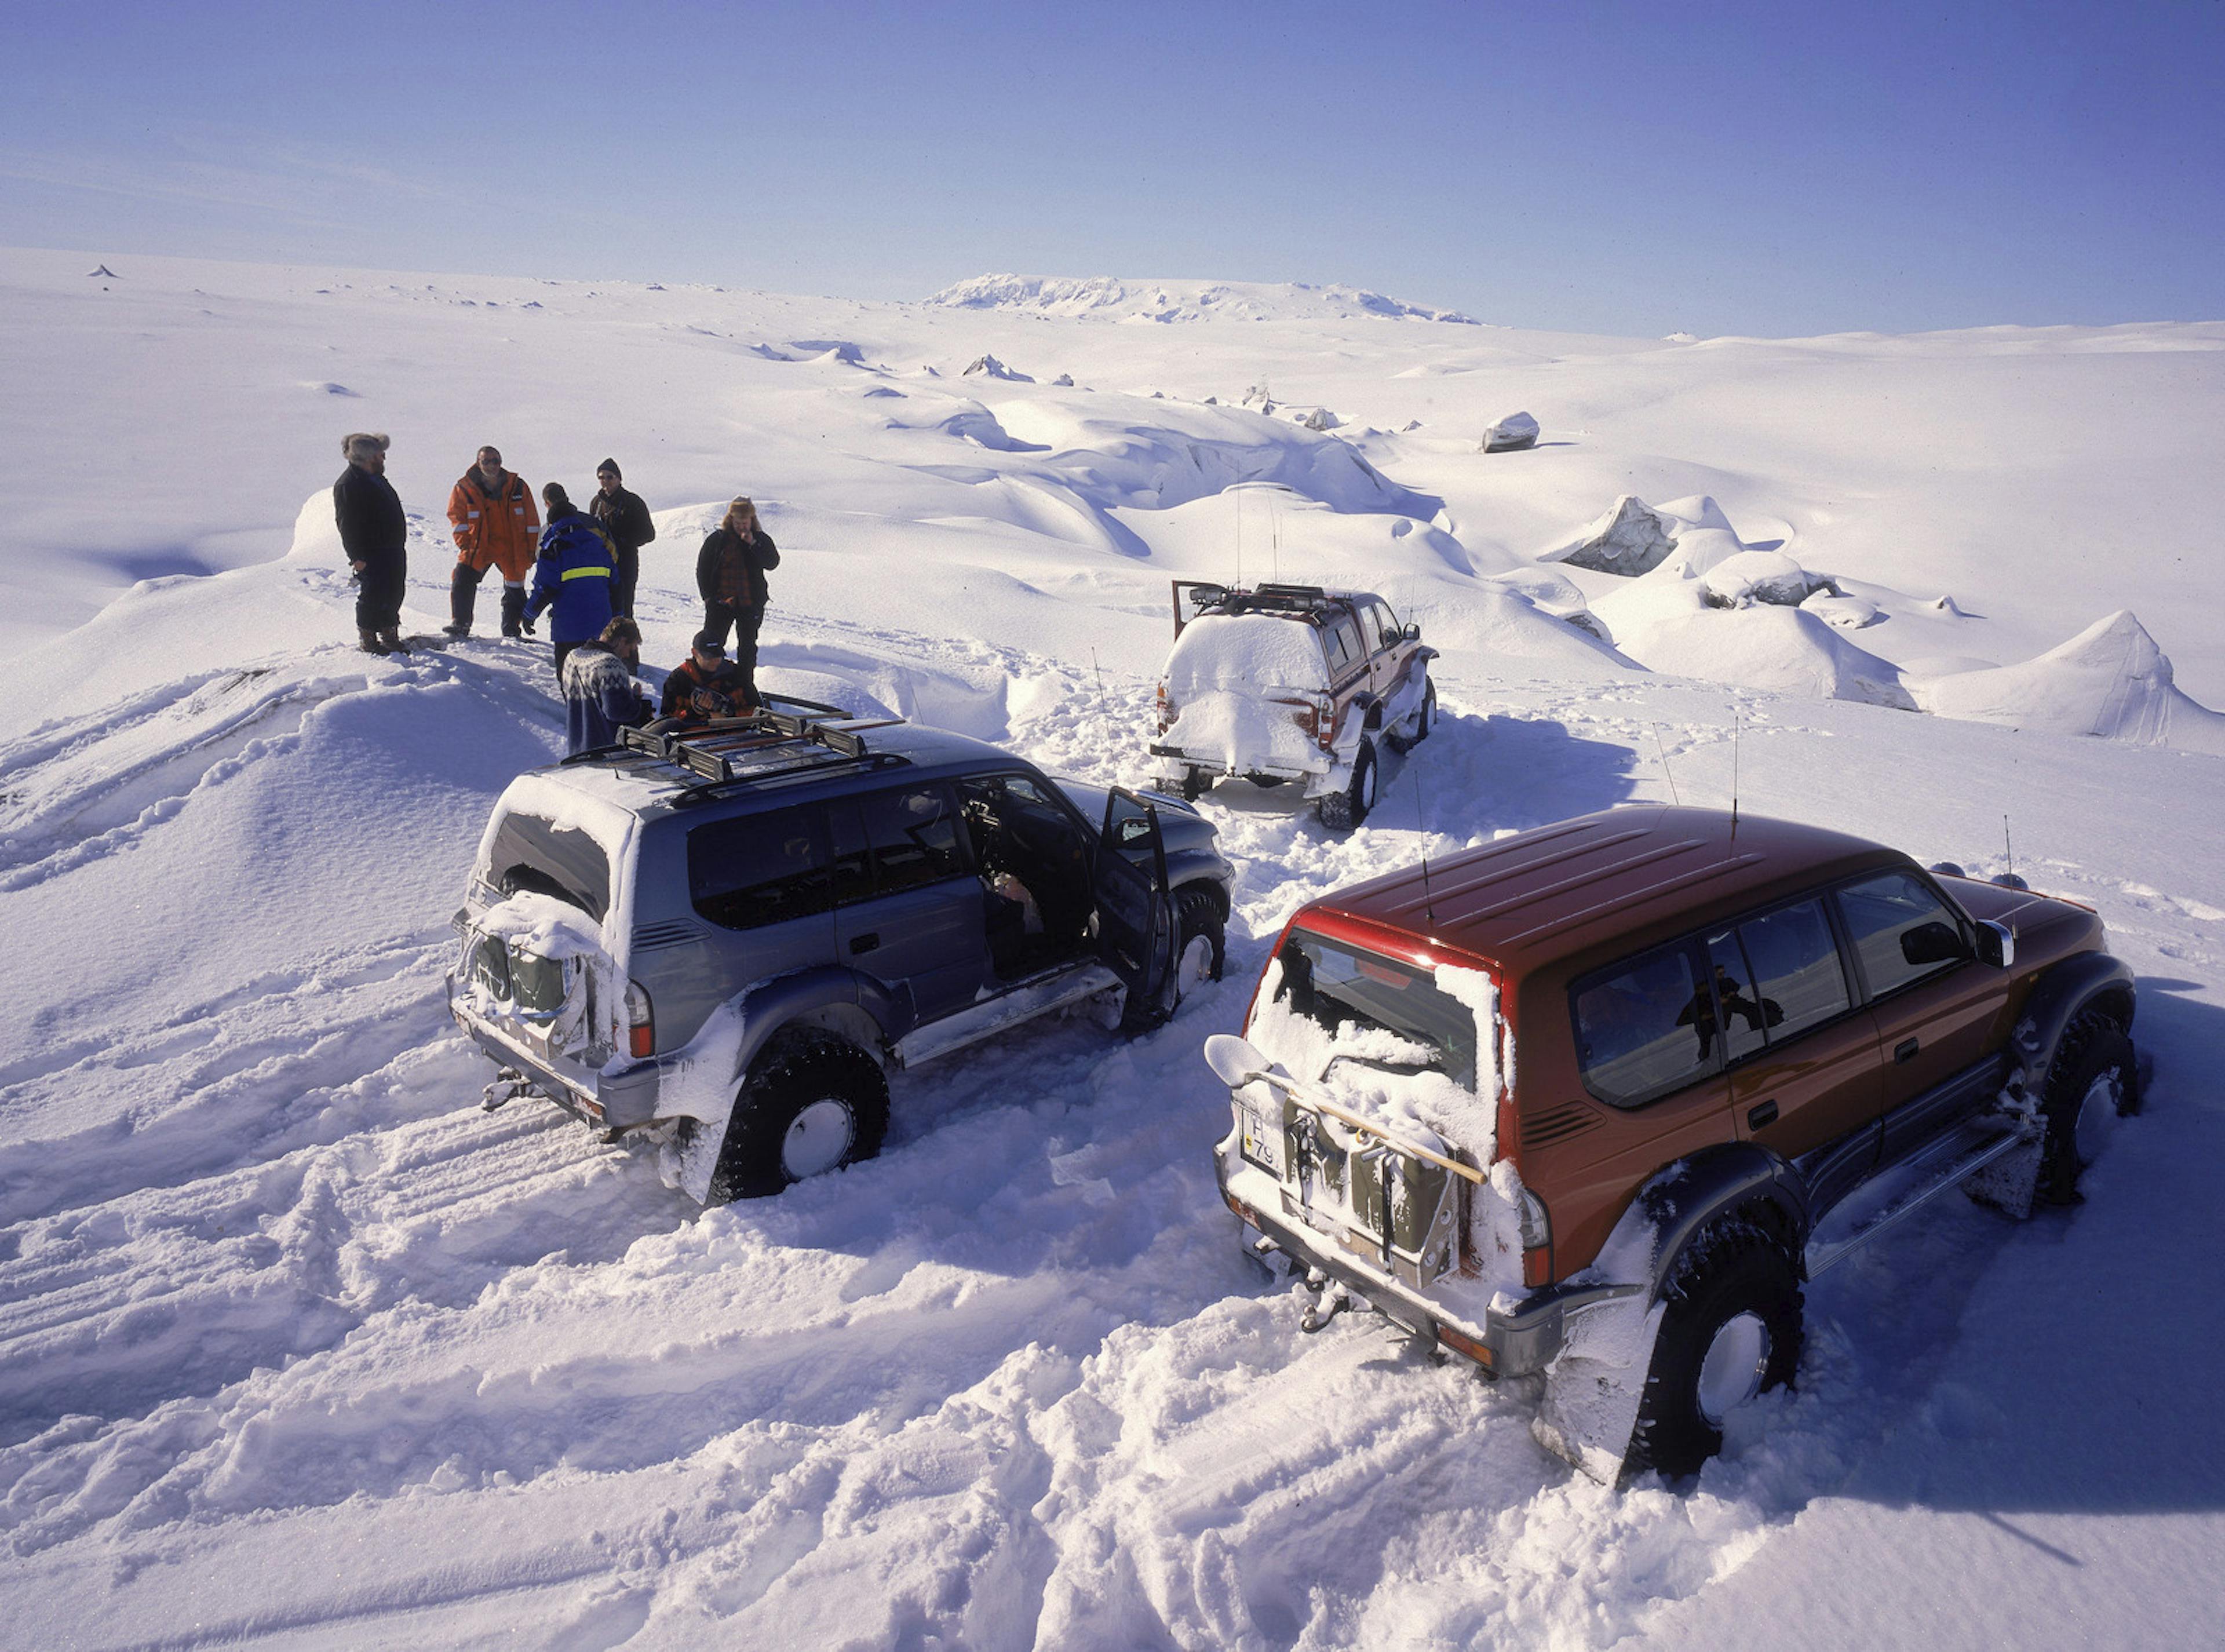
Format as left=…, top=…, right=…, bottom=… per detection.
left=332, top=432, right=407, bottom=654
left=693, top=495, right=780, bottom=703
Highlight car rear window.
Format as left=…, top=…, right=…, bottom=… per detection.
left=1572, top=943, right=1716, bottom=1106
left=1273, top=928, right=1478, bottom=1089
left=483, top=811, right=611, bottom=921
left=688, top=804, right=834, bottom=930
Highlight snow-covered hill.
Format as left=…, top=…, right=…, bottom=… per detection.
left=2, top=246, right=2223, bottom=1650
left=928, top=272, right=1484, bottom=324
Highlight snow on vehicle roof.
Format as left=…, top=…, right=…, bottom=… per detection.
left=1163, top=611, right=1330, bottom=694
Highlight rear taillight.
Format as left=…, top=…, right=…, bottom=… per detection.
left=1154, top=683, right=1174, bottom=732
left=625, top=979, right=654, bottom=1059
left=1518, top=1188, right=1554, bottom=1288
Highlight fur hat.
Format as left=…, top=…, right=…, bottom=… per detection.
left=342, top=432, right=390, bottom=461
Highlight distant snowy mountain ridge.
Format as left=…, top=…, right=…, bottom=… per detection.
left=925, top=273, right=1483, bottom=324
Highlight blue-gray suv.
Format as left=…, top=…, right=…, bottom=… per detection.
left=448, top=706, right=1235, bottom=1202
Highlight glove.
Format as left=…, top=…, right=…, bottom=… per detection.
left=521, top=618, right=538, bottom=637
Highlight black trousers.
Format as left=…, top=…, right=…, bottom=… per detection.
left=453, top=563, right=528, bottom=634
left=611, top=547, right=639, bottom=619
left=701, top=602, right=764, bottom=698
left=354, top=551, right=405, bottom=632
left=553, top=639, right=582, bottom=676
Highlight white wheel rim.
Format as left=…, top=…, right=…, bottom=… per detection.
left=2074, top=1071, right=2122, bottom=1165
left=782, top=1098, right=856, bottom=1180
left=1175, top=933, right=1214, bottom=1000
left=1695, top=1311, right=1771, bottom=1426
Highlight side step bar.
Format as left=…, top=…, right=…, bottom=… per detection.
left=1805, top=1118, right=2036, bottom=1277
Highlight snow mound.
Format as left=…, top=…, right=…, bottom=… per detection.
left=1704, top=550, right=1820, bottom=608
left=1480, top=411, right=1540, bottom=452
left=300, top=381, right=359, bottom=396
left=1911, top=610, right=2225, bottom=752
left=1801, top=589, right=1881, bottom=629
left=751, top=338, right=868, bottom=364
left=1599, top=567, right=1913, bottom=707
left=962, top=353, right=1033, bottom=381
left=927, top=273, right=1480, bottom=324
left=86, top=264, right=116, bottom=278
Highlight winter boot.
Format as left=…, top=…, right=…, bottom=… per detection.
left=449, top=565, right=480, bottom=636
left=379, top=627, right=407, bottom=654
left=359, top=628, right=390, bottom=655
left=499, top=584, right=528, bottom=639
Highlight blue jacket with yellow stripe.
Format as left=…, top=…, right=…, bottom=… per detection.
left=525, top=509, right=619, bottom=643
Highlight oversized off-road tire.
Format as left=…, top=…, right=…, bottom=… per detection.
left=2036, top=1012, right=2135, bottom=1206
left=1316, top=739, right=1377, bottom=832
left=1121, top=888, right=1226, bottom=1033
left=707, top=1031, right=891, bottom=1202
left=1625, top=1219, right=1804, bottom=1480
left=1384, top=679, right=1436, bottom=754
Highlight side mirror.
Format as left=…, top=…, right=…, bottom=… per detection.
left=1403, top=622, right=1421, bottom=641
left=1204, top=1033, right=1274, bottom=1089
left=1974, top=919, right=2016, bottom=969
left=1900, top=921, right=1970, bottom=967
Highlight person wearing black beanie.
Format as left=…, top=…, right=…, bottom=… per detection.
left=590, top=458, right=656, bottom=621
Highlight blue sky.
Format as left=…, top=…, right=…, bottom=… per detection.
left=4, top=1, right=2219, bottom=336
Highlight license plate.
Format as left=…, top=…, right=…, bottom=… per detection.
left=1236, top=1088, right=1284, bottom=1176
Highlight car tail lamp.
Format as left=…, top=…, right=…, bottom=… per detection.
left=625, top=980, right=655, bottom=1059
left=1436, top=1321, right=1495, bottom=1371
left=1518, top=1187, right=1554, bottom=1288
left=1154, top=683, right=1173, bottom=732
left=1279, top=692, right=1334, bottom=747
left=1222, top=1187, right=1257, bottom=1228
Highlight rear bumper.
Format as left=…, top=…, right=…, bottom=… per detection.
left=1215, top=1148, right=1632, bottom=1377
left=1147, top=744, right=1335, bottom=789
left=447, top=975, right=662, bottom=1126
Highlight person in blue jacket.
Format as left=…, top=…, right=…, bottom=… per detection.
left=524, top=482, right=619, bottom=673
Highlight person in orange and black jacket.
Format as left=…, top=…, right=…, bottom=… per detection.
left=659, top=630, right=753, bottom=726
left=588, top=458, right=655, bottom=620
left=443, top=444, right=539, bottom=639
left=694, top=496, right=779, bottom=703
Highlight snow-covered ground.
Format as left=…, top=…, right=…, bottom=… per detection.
left=2, top=246, right=2222, bottom=1649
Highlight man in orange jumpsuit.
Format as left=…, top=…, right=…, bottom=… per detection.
left=443, top=444, right=539, bottom=638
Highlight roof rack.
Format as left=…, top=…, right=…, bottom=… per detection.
left=601, top=694, right=913, bottom=801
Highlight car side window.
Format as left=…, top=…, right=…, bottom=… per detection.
left=1699, top=928, right=1774, bottom=1063
left=687, top=804, right=833, bottom=930
left=1369, top=601, right=1399, bottom=654
left=1735, top=898, right=1851, bottom=1039
left=1325, top=615, right=1364, bottom=677
left=1356, top=603, right=1387, bottom=654
left=859, top=784, right=967, bottom=894
left=1573, top=942, right=1717, bottom=1107
left=1837, top=870, right=1967, bottom=999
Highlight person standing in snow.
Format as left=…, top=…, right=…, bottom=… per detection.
left=524, top=483, right=619, bottom=673
left=444, top=444, right=539, bottom=639
left=588, top=458, right=656, bottom=621
left=559, top=615, right=651, bottom=754
left=659, top=631, right=753, bottom=725
left=332, top=431, right=407, bottom=655
left=694, top=497, right=779, bottom=704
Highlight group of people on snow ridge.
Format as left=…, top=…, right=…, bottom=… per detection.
left=331, top=433, right=782, bottom=754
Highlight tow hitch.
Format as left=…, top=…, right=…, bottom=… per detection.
left=482, top=1068, right=535, bottom=1112
left=1299, top=1268, right=1354, bottom=1333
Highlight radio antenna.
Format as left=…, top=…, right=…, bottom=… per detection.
left=1651, top=724, right=1681, bottom=807
left=1411, top=759, right=1437, bottom=928
left=2004, top=814, right=2014, bottom=882
left=1234, top=486, right=1243, bottom=589
left=1728, top=706, right=1741, bottom=845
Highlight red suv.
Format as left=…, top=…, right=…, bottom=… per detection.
left=1205, top=805, right=2138, bottom=1479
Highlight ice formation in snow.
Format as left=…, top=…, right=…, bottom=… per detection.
left=1552, top=494, right=1680, bottom=575
left=1480, top=410, right=1540, bottom=452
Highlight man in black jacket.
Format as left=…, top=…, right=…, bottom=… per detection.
left=588, top=458, right=655, bottom=621
left=333, top=432, right=407, bottom=654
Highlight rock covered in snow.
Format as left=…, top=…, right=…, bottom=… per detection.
left=1910, top=610, right=2225, bottom=753
left=1402, top=419, right=1422, bottom=432
left=1052, top=373, right=1074, bottom=386
left=1702, top=550, right=1818, bottom=608
left=1552, top=495, right=1678, bottom=576
left=87, top=264, right=118, bottom=279
left=1303, top=407, right=1337, bottom=431
left=1801, top=589, right=1880, bottom=628
left=962, top=353, right=1032, bottom=382
left=1480, top=411, right=1540, bottom=453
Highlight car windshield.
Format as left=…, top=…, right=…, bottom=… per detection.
left=1269, top=927, right=1478, bottom=1089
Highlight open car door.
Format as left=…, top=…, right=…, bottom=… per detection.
left=1093, top=786, right=1177, bottom=1023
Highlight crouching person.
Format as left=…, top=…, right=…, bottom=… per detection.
left=658, top=630, right=753, bottom=727
left=560, top=617, right=651, bottom=755
left=523, top=483, right=619, bottom=673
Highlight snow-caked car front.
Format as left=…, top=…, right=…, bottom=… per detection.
left=447, top=772, right=655, bottom=1126
left=1149, top=612, right=1345, bottom=796
left=1208, top=916, right=1592, bottom=1375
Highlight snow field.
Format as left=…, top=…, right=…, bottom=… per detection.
left=2, top=247, right=2223, bottom=1647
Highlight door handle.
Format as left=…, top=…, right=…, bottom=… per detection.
left=849, top=933, right=880, bottom=955
left=1895, top=1037, right=1920, bottom=1063
left=1747, top=1100, right=1778, bottom=1130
